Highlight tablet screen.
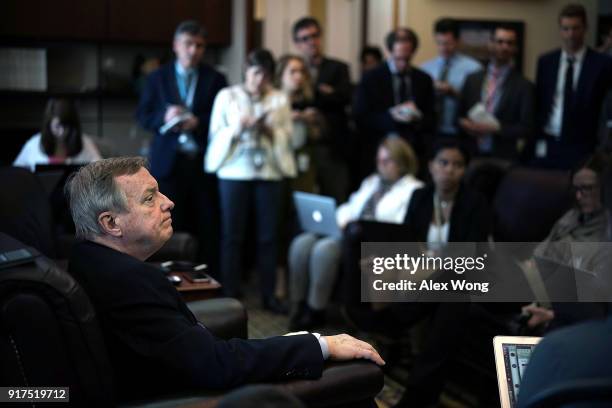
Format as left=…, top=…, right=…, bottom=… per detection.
left=502, top=343, right=538, bottom=407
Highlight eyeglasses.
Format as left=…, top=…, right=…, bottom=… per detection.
left=493, top=39, right=516, bottom=46
left=572, top=184, right=599, bottom=194
left=296, top=32, right=320, bottom=43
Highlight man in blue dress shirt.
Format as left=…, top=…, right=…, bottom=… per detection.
left=421, top=18, right=482, bottom=137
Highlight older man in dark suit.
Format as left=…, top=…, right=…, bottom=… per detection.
left=65, top=157, right=384, bottom=402
left=136, top=20, right=227, bottom=272
left=353, top=28, right=436, bottom=171
left=458, top=24, right=535, bottom=160
left=532, top=4, right=612, bottom=169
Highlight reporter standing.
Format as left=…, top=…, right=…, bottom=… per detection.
left=206, top=49, right=296, bottom=312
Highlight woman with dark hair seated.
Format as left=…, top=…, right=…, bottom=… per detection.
left=345, top=139, right=491, bottom=408
left=206, top=49, right=296, bottom=313
left=13, top=98, right=101, bottom=171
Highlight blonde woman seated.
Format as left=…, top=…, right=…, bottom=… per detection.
left=275, top=54, right=325, bottom=192
left=288, top=136, right=423, bottom=330
left=14, top=98, right=101, bottom=171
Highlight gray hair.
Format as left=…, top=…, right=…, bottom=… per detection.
left=65, top=157, right=148, bottom=240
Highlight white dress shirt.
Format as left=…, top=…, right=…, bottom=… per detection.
left=544, top=47, right=586, bottom=138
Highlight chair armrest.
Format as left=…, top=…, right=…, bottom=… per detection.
left=187, top=298, right=248, bottom=340
left=122, top=360, right=383, bottom=408
left=279, top=360, right=384, bottom=407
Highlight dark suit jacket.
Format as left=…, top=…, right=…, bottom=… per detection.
left=353, top=63, right=436, bottom=151
left=535, top=48, right=612, bottom=160
left=402, top=184, right=490, bottom=242
left=458, top=67, right=535, bottom=160
left=313, top=57, right=352, bottom=155
left=136, top=62, right=227, bottom=179
left=68, top=240, right=323, bottom=401
left=517, top=316, right=612, bottom=408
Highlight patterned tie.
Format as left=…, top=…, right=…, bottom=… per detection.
left=485, top=67, right=501, bottom=113
left=439, top=58, right=451, bottom=82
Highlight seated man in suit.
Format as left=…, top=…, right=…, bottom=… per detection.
left=533, top=3, right=612, bottom=169
left=458, top=24, right=535, bottom=160
left=354, top=27, right=436, bottom=172
left=64, top=157, right=384, bottom=401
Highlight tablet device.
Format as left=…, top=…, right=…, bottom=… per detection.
left=493, top=336, right=541, bottom=408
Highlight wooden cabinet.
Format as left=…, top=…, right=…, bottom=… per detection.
left=1, top=0, right=231, bottom=46
left=0, top=0, right=106, bottom=41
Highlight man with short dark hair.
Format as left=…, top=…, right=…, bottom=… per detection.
left=292, top=16, right=352, bottom=202
left=136, top=20, right=226, bottom=273
left=458, top=25, right=535, bottom=160
left=65, top=157, right=384, bottom=401
left=532, top=3, right=612, bottom=169
left=354, top=28, right=435, bottom=170
left=421, top=18, right=482, bottom=137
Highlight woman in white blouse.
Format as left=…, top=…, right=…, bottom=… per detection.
left=13, top=98, right=101, bottom=171
left=288, top=136, right=423, bottom=330
left=206, top=49, right=296, bottom=312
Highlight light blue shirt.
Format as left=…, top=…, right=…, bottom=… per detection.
left=421, top=53, right=482, bottom=134
left=174, top=62, right=198, bottom=108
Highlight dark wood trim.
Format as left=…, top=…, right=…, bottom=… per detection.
left=246, top=0, right=255, bottom=53
left=361, top=0, right=368, bottom=49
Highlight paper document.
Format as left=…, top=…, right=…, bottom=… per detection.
left=468, top=103, right=500, bottom=131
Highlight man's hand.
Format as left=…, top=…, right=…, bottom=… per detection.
left=324, top=334, right=385, bottom=366
left=318, top=83, right=335, bottom=95
left=164, top=105, right=185, bottom=123
left=434, top=80, right=455, bottom=96
left=390, top=101, right=419, bottom=123
left=522, top=304, right=555, bottom=329
left=459, top=118, right=498, bottom=136
left=180, top=115, right=199, bottom=132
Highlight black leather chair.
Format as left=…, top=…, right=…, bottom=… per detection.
left=0, top=233, right=383, bottom=407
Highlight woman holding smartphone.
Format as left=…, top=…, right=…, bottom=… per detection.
left=206, top=49, right=296, bottom=313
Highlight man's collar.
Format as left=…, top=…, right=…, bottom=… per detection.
left=175, top=61, right=197, bottom=76
left=308, top=54, right=323, bottom=67
left=387, top=58, right=411, bottom=75
left=562, top=46, right=587, bottom=62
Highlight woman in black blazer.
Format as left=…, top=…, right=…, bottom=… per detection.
left=346, top=139, right=491, bottom=408
left=403, top=140, right=490, bottom=244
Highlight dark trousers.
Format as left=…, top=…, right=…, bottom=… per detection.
left=219, top=179, right=282, bottom=299
left=158, top=153, right=220, bottom=274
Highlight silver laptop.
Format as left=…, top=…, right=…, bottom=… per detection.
left=293, top=192, right=341, bottom=238
left=493, top=336, right=541, bottom=408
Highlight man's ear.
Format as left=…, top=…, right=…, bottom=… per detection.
left=98, top=211, right=122, bottom=238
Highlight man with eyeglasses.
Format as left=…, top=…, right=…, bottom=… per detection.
left=457, top=24, right=535, bottom=160
left=532, top=3, right=612, bottom=169
left=292, top=16, right=352, bottom=203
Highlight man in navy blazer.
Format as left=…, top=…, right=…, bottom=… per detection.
left=532, top=4, right=612, bottom=169
left=136, top=21, right=227, bottom=272
left=354, top=27, right=436, bottom=173
left=65, top=157, right=384, bottom=401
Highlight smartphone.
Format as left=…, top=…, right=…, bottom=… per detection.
left=184, top=271, right=212, bottom=283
